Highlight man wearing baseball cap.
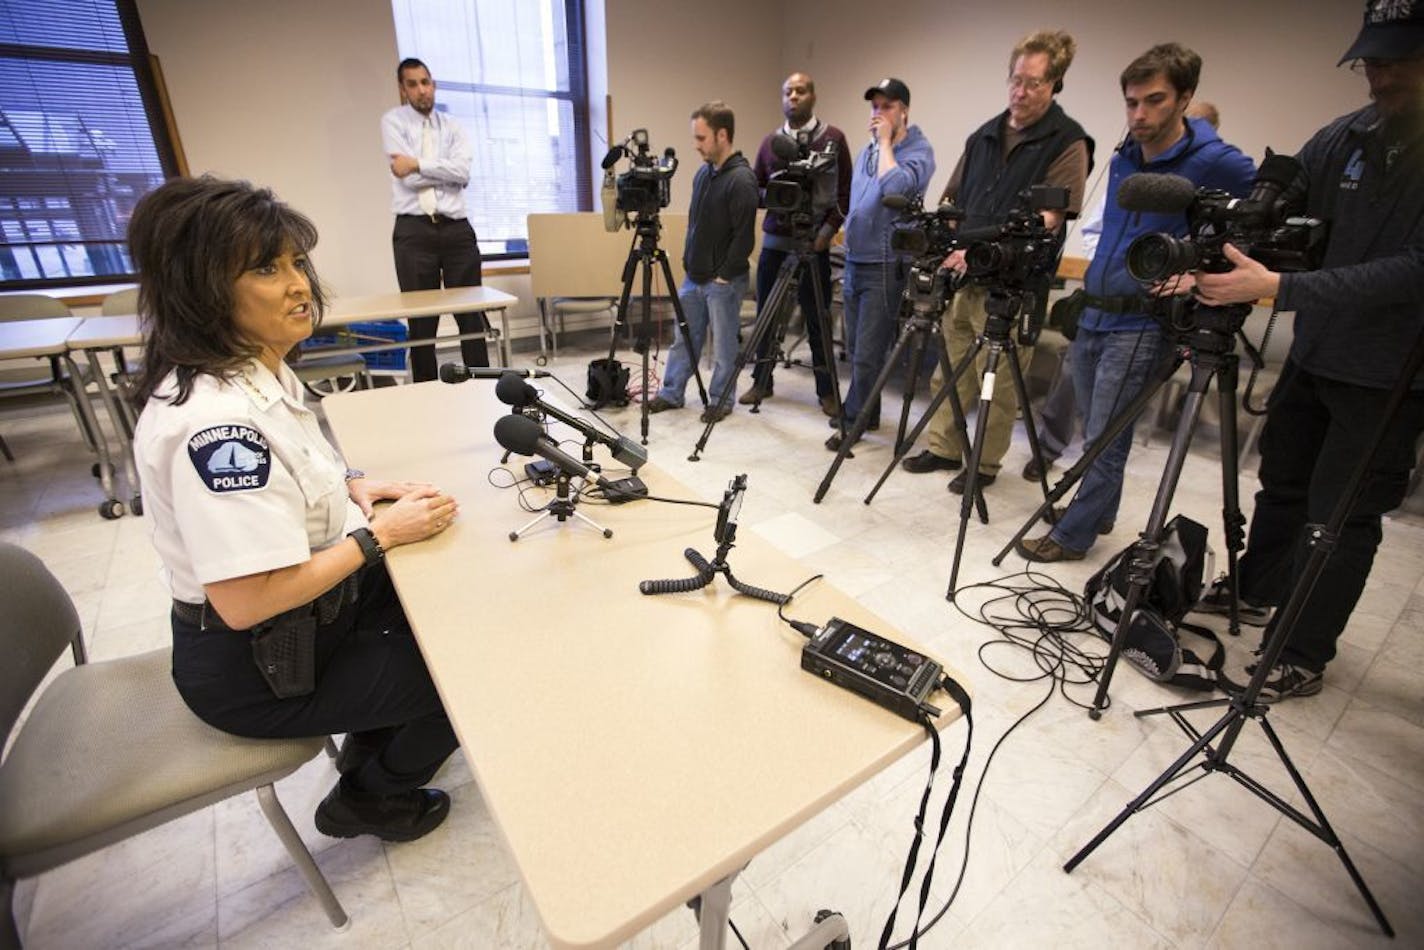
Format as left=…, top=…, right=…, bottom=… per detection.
left=1192, top=0, right=1424, bottom=701
left=828, top=76, right=936, bottom=450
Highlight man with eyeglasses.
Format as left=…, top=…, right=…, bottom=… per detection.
left=901, top=30, right=1091, bottom=494
left=1190, top=0, right=1424, bottom=702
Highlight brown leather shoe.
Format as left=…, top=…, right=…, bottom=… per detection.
left=315, top=778, right=451, bottom=842
left=646, top=396, right=679, bottom=413
left=1015, top=534, right=1086, bottom=562
left=819, top=394, right=839, bottom=417
left=738, top=386, right=772, bottom=405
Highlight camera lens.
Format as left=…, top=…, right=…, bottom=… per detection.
left=1126, top=234, right=1199, bottom=283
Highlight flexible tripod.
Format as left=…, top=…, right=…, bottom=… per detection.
left=995, top=305, right=1253, bottom=703
left=610, top=213, right=708, bottom=444
left=1062, top=325, right=1424, bottom=942
left=508, top=471, right=612, bottom=541
left=813, top=262, right=981, bottom=525
left=689, top=237, right=844, bottom=461
left=638, top=535, right=790, bottom=603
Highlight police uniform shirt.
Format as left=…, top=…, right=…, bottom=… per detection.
left=134, top=359, right=366, bottom=604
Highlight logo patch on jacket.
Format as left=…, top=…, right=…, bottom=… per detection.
left=187, top=425, right=272, bottom=493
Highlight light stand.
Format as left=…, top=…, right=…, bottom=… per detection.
left=1062, top=324, right=1424, bottom=941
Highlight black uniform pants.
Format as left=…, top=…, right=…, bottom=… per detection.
left=751, top=246, right=834, bottom=398
left=392, top=214, right=486, bottom=382
left=1238, top=360, right=1424, bottom=672
left=170, top=562, right=458, bottom=796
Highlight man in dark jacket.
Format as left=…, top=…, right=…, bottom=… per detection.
left=900, top=30, right=1090, bottom=491
left=1193, top=1, right=1424, bottom=701
left=1017, top=43, right=1255, bottom=563
left=649, top=101, right=759, bottom=422
left=740, top=72, right=851, bottom=416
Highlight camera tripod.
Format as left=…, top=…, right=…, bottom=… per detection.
left=994, top=303, right=1255, bottom=710
left=813, top=263, right=981, bottom=519
left=508, top=470, right=612, bottom=542
left=610, top=213, right=708, bottom=444
left=688, top=240, right=844, bottom=461
left=1062, top=322, right=1424, bottom=943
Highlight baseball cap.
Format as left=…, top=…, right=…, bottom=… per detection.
left=864, top=78, right=911, bottom=106
left=1339, top=0, right=1424, bottom=64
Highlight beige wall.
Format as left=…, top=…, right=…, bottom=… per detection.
left=134, top=0, right=1370, bottom=300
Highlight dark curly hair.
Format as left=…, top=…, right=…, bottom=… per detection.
left=129, top=175, right=328, bottom=405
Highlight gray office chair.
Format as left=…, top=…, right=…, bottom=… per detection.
left=0, top=543, right=349, bottom=945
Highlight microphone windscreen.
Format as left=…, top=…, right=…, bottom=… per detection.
left=1116, top=173, right=1196, bottom=214
left=438, top=362, right=464, bottom=384
left=494, top=371, right=536, bottom=407
left=770, top=133, right=799, bottom=162
left=493, top=413, right=541, bottom=456
left=600, top=145, right=623, bottom=170
left=881, top=194, right=910, bottom=211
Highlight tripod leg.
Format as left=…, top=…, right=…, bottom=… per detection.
left=659, top=251, right=710, bottom=408
left=807, top=258, right=845, bottom=420
left=1089, top=359, right=1216, bottom=718
left=947, top=340, right=1003, bottom=599
left=1215, top=353, right=1248, bottom=638
left=609, top=231, right=640, bottom=363
left=637, top=253, right=656, bottom=443
left=1004, top=338, right=1057, bottom=507
left=689, top=257, right=800, bottom=461
left=992, top=352, right=1185, bottom=566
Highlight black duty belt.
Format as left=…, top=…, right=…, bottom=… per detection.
left=1081, top=292, right=1153, bottom=315
left=172, top=572, right=360, bottom=631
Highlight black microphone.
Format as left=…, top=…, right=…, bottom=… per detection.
left=494, top=372, right=647, bottom=470
left=1116, top=173, right=1197, bottom=214
left=494, top=414, right=624, bottom=495
left=439, top=362, right=552, bottom=383
left=601, top=145, right=624, bottom=170
left=770, top=133, right=800, bottom=162
left=881, top=194, right=910, bottom=211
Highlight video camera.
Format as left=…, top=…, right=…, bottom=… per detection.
left=1123, top=153, right=1326, bottom=283
left=601, top=129, right=678, bottom=231
left=886, top=193, right=963, bottom=259
left=763, top=132, right=838, bottom=227
left=956, top=185, right=1069, bottom=345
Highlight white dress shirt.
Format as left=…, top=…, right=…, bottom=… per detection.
left=380, top=103, right=473, bottom=218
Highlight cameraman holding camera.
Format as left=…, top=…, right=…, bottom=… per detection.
left=648, top=102, right=758, bottom=422
left=739, top=72, right=852, bottom=415
left=829, top=78, right=936, bottom=451
left=900, top=30, right=1090, bottom=491
left=1017, top=44, right=1255, bottom=563
left=1192, top=1, right=1424, bottom=701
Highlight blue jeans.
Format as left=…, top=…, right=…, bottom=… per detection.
left=842, top=260, right=905, bottom=423
left=658, top=274, right=748, bottom=407
left=1050, top=326, right=1167, bottom=553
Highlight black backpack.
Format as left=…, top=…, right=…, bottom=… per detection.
left=586, top=358, right=630, bottom=408
left=1083, top=515, right=1224, bottom=691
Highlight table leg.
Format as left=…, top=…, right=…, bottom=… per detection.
left=82, top=348, right=142, bottom=512
left=695, top=873, right=735, bottom=950
left=59, top=353, right=123, bottom=518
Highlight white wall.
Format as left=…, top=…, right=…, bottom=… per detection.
left=133, top=0, right=1369, bottom=299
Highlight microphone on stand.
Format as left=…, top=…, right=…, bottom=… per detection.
left=494, top=372, right=647, bottom=471
left=439, top=363, right=552, bottom=383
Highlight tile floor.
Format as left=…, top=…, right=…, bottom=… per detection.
left=4, top=332, right=1423, bottom=949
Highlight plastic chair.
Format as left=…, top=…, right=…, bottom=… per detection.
left=0, top=543, right=349, bottom=944
left=99, top=287, right=139, bottom=316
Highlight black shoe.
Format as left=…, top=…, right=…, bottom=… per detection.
left=700, top=404, right=732, bottom=424
left=819, top=394, right=839, bottom=417
left=646, top=396, right=679, bottom=414
left=1241, top=661, right=1324, bottom=702
left=829, top=416, right=880, bottom=431
left=948, top=470, right=996, bottom=495
left=1196, top=576, right=1272, bottom=625
left=315, top=779, right=451, bottom=842
left=826, top=430, right=860, bottom=452
left=901, top=451, right=963, bottom=474
left=1022, top=456, right=1056, bottom=481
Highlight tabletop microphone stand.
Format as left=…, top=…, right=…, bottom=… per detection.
left=1063, top=325, right=1424, bottom=943
left=509, top=468, right=612, bottom=541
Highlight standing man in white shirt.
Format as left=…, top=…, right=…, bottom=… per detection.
left=381, top=58, right=487, bottom=382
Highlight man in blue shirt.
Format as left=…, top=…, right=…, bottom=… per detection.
left=1017, top=43, right=1255, bottom=563
left=829, top=78, right=935, bottom=451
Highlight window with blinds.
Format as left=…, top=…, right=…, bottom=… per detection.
left=391, top=0, right=592, bottom=259
left=0, top=0, right=176, bottom=288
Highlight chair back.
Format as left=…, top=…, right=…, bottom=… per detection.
left=0, top=543, right=82, bottom=747
left=100, top=287, right=139, bottom=316
left=0, top=294, right=70, bottom=323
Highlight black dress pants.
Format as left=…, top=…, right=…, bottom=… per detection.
left=751, top=246, right=834, bottom=398
left=170, top=562, right=458, bottom=796
left=1237, top=360, right=1424, bottom=671
left=392, top=214, right=486, bottom=382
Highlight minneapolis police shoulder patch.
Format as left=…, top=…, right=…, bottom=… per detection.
left=187, top=424, right=272, bottom=493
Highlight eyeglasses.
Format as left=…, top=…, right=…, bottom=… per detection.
left=1006, top=75, right=1051, bottom=92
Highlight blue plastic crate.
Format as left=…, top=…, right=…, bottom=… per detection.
left=301, top=320, right=408, bottom=371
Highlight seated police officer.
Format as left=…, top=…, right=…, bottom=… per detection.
left=131, top=176, right=460, bottom=841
